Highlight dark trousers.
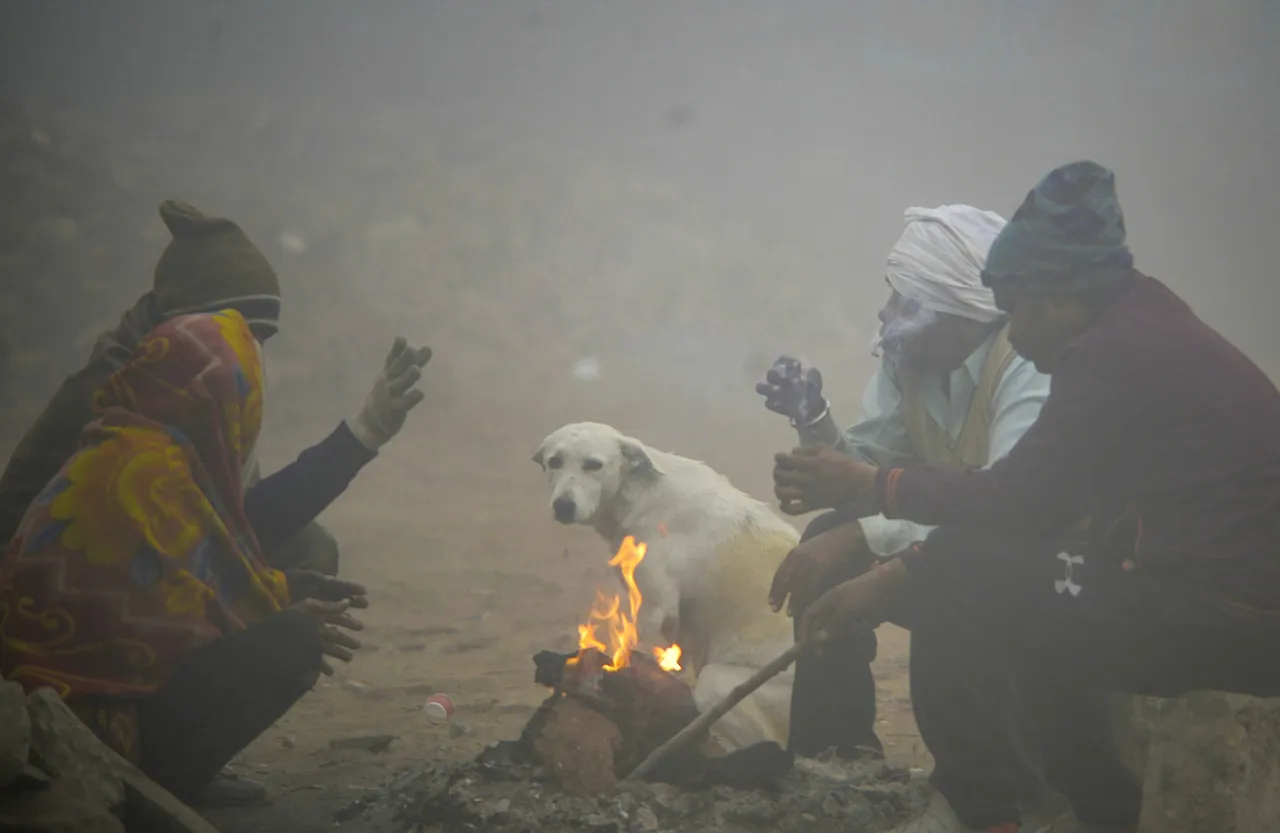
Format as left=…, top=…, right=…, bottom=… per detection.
left=787, top=510, right=882, bottom=757
left=897, top=526, right=1280, bottom=829
left=136, top=609, right=322, bottom=801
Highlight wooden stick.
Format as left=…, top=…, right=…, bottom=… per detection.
left=625, top=643, right=802, bottom=781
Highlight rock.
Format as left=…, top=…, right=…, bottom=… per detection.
left=0, top=779, right=126, bottom=833
left=582, top=812, right=618, bottom=832
left=0, top=679, right=31, bottom=787
left=1137, top=692, right=1280, bottom=833
left=26, top=689, right=126, bottom=811
left=634, top=804, right=659, bottom=831
left=25, top=688, right=221, bottom=833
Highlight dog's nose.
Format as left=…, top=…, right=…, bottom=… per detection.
left=552, top=498, right=577, bottom=524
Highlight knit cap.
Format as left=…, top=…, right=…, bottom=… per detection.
left=152, top=200, right=281, bottom=335
left=982, top=161, right=1134, bottom=293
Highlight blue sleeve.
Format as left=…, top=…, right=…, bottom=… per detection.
left=244, top=421, right=378, bottom=557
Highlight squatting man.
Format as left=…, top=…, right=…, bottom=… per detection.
left=757, top=204, right=1050, bottom=763
left=770, top=160, right=1280, bottom=833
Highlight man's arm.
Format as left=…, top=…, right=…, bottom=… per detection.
left=796, top=364, right=930, bottom=555
left=879, top=348, right=1108, bottom=534
left=857, top=354, right=1050, bottom=556
left=243, top=421, right=377, bottom=557
left=798, top=364, right=917, bottom=467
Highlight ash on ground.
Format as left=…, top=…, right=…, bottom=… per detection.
left=337, top=745, right=928, bottom=833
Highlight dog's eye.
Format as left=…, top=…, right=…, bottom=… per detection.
left=582, top=459, right=604, bottom=472
left=547, top=456, right=564, bottom=470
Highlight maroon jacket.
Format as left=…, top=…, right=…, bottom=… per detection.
left=878, top=274, right=1280, bottom=613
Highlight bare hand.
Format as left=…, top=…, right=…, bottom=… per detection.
left=773, top=445, right=878, bottom=516
left=797, top=560, right=908, bottom=653
left=769, top=522, right=871, bottom=616
left=286, top=569, right=369, bottom=609
left=293, top=598, right=365, bottom=675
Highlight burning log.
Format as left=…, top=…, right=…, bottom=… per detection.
left=504, top=536, right=791, bottom=797
left=520, top=648, right=703, bottom=795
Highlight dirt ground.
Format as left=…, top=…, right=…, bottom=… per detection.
left=196, top=366, right=929, bottom=833
left=0, top=93, right=919, bottom=831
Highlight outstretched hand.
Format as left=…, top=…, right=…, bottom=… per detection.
left=349, top=337, right=433, bottom=450
left=286, top=569, right=368, bottom=608
left=292, top=598, right=365, bottom=675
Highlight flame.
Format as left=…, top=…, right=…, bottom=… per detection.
left=653, top=644, right=682, bottom=672
left=568, top=535, right=681, bottom=673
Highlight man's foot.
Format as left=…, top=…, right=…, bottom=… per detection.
left=1033, top=815, right=1137, bottom=833
left=888, top=791, right=1020, bottom=833
left=191, top=772, right=268, bottom=807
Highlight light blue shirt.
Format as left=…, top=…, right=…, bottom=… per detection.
left=837, top=331, right=1051, bottom=556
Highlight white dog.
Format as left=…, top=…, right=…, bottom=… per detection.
left=533, top=421, right=798, bottom=751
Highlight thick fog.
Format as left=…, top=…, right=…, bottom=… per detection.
left=2, top=1, right=1278, bottom=471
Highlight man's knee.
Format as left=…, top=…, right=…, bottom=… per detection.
left=800, top=509, right=860, bottom=543
left=269, top=521, right=341, bottom=576
left=807, top=624, right=877, bottom=665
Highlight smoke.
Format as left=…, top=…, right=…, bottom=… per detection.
left=871, top=301, right=941, bottom=375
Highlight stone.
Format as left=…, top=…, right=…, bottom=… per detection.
left=26, top=688, right=126, bottom=811
left=0, top=780, right=126, bottom=833
left=0, top=679, right=31, bottom=788
left=634, top=804, right=660, bottom=831
left=26, top=688, right=222, bottom=833
left=1136, top=692, right=1280, bottom=833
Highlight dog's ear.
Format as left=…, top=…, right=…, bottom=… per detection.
left=619, top=437, right=663, bottom=476
left=531, top=444, right=546, bottom=468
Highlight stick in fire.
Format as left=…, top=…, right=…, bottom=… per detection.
left=626, top=643, right=801, bottom=782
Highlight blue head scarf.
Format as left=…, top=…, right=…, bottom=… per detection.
left=982, top=161, right=1134, bottom=293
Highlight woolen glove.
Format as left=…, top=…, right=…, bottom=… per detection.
left=756, top=356, right=829, bottom=427
left=346, top=337, right=432, bottom=450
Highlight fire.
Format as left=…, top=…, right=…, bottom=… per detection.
left=653, top=644, right=682, bottom=672
left=568, top=535, right=682, bottom=673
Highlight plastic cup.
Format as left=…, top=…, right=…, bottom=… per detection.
left=424, top=693, right=455, bottom=724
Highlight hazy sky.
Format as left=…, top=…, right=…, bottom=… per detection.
left=3, top=0, right=1278, bottom=371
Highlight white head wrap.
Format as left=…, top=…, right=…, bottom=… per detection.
left=884, top=205, right=1007, bottom=323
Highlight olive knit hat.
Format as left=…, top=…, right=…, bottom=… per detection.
left=152, top=200, right=282, bottom=336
